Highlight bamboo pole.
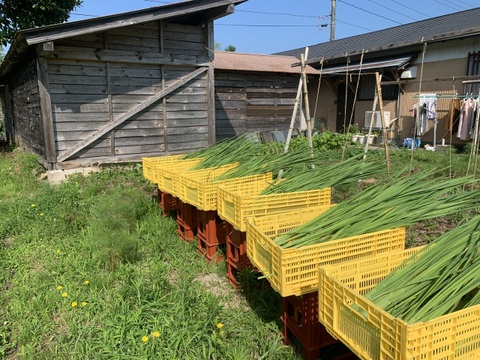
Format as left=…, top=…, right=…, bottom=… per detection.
left=283, top=77, right=303, bottom=153
left=363, top=91, right=378, bottom=158
left=283, top=47, right=309, bottom=153
left=300, top=49, right=314, bottom=159
left=279, top=48, right=309, bottom=180
left=466, top=89, right=480, bottom=178
left=376, top=72, right=391, bottom=175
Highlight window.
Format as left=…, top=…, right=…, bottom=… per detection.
left=358, top=74, right=398, bottom=101
left=466, top=51, right=480, bottom=94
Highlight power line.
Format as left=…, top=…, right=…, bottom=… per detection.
left=457, top=0, right=476, bottom=7
left=143, top=0, right=177, bottom=4
left=336, top=19, right=373, bottom=32
left=237, top=9, right=318, bottom=19
left=366, top=0, right=419, bottom=21
left=385, top=0, right=430, bottom=18
left=215, top=24, right=317, bottom=28
left=433, top=0, right=467, bottom=11
left=72, top=12, right=100, bottom=18
left=337, top=0, right=403, bottom=25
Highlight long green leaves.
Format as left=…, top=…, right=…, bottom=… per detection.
left=214, top=144, right=315, bottom=180
left=274, top=171, right=479, bottom=248
left=366, top=216, right=480, bottom=323
left=183, top=133, right=260, bottom=170
left=260, top=156, right=384, bottom=194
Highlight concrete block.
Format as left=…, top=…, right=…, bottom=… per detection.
left=47, top=170, right=66, bottom=185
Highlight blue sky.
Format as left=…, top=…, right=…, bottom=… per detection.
left=69, top=0, right=478, bottom=54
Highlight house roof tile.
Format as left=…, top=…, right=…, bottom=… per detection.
left=214, top=51, right=318, bottom=74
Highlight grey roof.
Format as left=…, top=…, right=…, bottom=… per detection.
left=0, top=0, right=247, bottom=80
left=19, top=0, right=246, bottom=45
left=277, top=7, right=480, bottom=65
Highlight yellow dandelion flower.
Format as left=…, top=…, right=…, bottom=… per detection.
left=62, top=292, right=67, bottom=298
left=216, top=323, right=224, bottom=329
left=152, top=331, right=160, bottom=338
left=142, top=336, right=149, bottom=343
left=31, top=204, right=36, bottom=208
left=71, top=301, right=77, bottom=307
left=57, top=285, right=63, bottom=290
left=81, top=301, right=88, bottom=307
left=83, top=280, right=89, bottom=285
left=39, top=213, right=44, bottom=216
left=55, top=249, right=61, bottom=254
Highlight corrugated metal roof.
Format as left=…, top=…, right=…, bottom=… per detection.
left=214, top=51, right=319, bottom=74
left=21, top=0, right=247, bottom=45
left=320, top=56, right=412, bottom=75
left=278, top=7, right=480, bottom=64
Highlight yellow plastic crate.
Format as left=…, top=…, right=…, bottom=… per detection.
left=155, top=158, right=203, bottom=196
left=217, top=180, right=331, bottom=232
left=142, top=154, right=184, bottom=183
left=177, top=169, right=270, bottom=211
left=246, top=209, right=406, bottom=297
left=318, top=248, right=480, bottom=360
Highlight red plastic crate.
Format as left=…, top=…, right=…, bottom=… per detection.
left=282, top=292, right=357, bottom=360
left=157, top=186, right=177, bottom=216
left=196, top=210, right=226, bottom=262
left=225, top=222, right=254, bottom=287
left=177, top=199, right=197, bottom=241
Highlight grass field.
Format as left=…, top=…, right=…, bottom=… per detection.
left=0, top=145, right=477, bottom=359
left=0, top=149, right=303, bottom=360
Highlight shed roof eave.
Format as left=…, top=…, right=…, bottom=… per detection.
left=0, top=0, right=247, bottom=81
left=317, top=55, right=413, bottom=76
left=0, top=34, right=29, bottom=82
left=22, top=0, right=246, bottom=46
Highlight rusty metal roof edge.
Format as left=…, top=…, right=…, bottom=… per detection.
left=214, top=51, right=319, bottom=74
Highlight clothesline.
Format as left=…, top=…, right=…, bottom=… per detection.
left=412, top=94, right=479, bottom=99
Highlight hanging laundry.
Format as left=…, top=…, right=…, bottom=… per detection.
left=423, top=96, right=437, bottom=120
left=414, top=94, right=437, bottom=136
left=445, top=98, right=461, bottom=134
left=412, top=103, right=426, bottom=136
left=457, top=98, right=476, bottom=140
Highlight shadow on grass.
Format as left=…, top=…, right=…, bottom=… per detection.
left=235, top=269, right=359, bottom=360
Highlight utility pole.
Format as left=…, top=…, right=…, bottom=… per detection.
left=330, top=0, right=336, bottom=41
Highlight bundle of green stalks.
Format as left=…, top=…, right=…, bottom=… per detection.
left=260, top=156, right=385, bottom=194
left=183, top=133, right=260, bottom=170
left=214, top=143, right=316, bottom=181
left=274, top=170, right=479, bottom=248
left=365, top=216, right=480, bottom=323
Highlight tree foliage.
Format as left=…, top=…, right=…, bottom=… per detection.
left=0, top=0, right=83, bottom=46
left=224, top=45, right=236, bottom=52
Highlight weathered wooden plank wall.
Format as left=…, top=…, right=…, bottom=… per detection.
left=215, top=71, right=299, bottom=140
left=43, top=20, right=210, bottom=165
left=0, top=88, right=5, bottom=138
left=9, top=59, right=46, bottom=157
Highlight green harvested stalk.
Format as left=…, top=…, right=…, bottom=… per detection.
left=215, top=144, right=315, bottom=181
left=365, top=216, right=480, bottom=323
left=183, top=133, right=260, bottom=170
left=260, top=155, right=384, bottom=194
left=274, top=171, right=479, bottom=248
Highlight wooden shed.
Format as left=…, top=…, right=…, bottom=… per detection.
left=214, top=51, right=319, bottom=140
left=0, top=0, right=246, bottom=169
